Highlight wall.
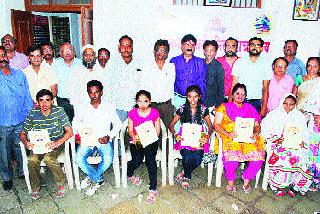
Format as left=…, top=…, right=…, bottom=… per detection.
left=93, top=0, right=320, bottom=64
left=0, top=0, right=25, bottom=37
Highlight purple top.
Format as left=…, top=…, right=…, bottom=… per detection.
left=224, top=102, right=261, bottom=122
left=170, top=54, right=206, bottom=100
left=9, top=52, right=29, bottom=70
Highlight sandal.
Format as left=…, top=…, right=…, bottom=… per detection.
left=31, top=191, right=41, bottom=200
left=273, top=189, right=285, bottom=197
left=288, top=187, right=298, bottom=197
left=56, top=185, right=65, bottom=198
left=146, top=190, right=157, bottom=204
left=128, top=176, right=142, bottom=185
left=242, top=184, right=251, bottom=194
left=181, top=178, right=190, bottom=189
left=226, top=185, right=237, bottom=192
left=175, top=171, right=184, bottom=183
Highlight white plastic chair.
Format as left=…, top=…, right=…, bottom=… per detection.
left=120, top=118, right=167, bottom=188
left=215, top=133, right=261, bottom=188
left=71, top=135, right=121, bottom=190
left=19, top=139, right=74, bottom=193
left=261, top=139, right=273, bottom=190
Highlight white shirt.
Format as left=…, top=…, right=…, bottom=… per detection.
left=144, top=61, right=175, bottom=103
left=73, top=101, right=121, bottom=140
left=111, top=56, right=144, bottom=111
left=233, top=54, right=272, bottom=99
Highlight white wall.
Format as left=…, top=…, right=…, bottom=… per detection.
left=93, top=0, right=320, bottom=64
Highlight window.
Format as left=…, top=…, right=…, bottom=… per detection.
left=25, top=0, right=92, bottom=12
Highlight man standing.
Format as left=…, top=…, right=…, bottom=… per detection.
left=40, top=41, right=56, bottom=66
left=23, top=45, right=58, bottom=104
left=0, top=46, right=33, bottom=191
left=217, top=37, right=239, bottom=99
left=73, top=80, right=121, bottom=196
left=145, top=39, right=175, bottom=127
left=283, top=40, right=306, bottom=80
left=52, top=42, right=81, bottom=122
left=203, top=40, right=224, bottom=109
left=1, top=34, right=29, bottom=69
left=170, top=34, right=206, bottom=109
left=232, top=37, right=272, bottom=117
left=20, top=89, right=73, bottom=199
left=113, top=35, right=143, bottom=121
left=97, top=48, right=110, bottom=69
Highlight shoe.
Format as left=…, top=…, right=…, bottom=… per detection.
left=146, top=190, right=157, bottom=204
left=31, top=191, right=41, bottom=200
left=175, top=171, right=185, bottom=183
left=56, top=185, right=65, bottom=198
left=242, top=184, right=251, bottom=194
left=80, top=176, right=92, bottom=189
left=273, top=189, right=285, bottom=197
left=128, top=176, right=142, bottom=186
left=226, top=185, right=237, bottom=192
left=3, top=180, right=13, bottom=191
left=181, top=178, right=190, bottom=189
left=85, top=181, right=104, bottom=196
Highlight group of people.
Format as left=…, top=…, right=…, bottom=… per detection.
left=0, top=32, right=319, bottom=204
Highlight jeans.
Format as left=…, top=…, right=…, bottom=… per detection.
left=180, top=149, right=204, bottom=179
left=116, top=109, right=128, bottom=122
left=76, top=142, right=114, bottom=183
left=173, top=94, right=186, bottom=133
left=127, top=141, right=158, bottom=191
left=0, top=123, right=24, bottom=181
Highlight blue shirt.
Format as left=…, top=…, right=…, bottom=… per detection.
left=286, top=57, right=306, bottom=80
left=170, top=54, right=206, bottom=100
left=0, top=67, right=34, bottom=126
left=51, top=58, right=81, bottom=98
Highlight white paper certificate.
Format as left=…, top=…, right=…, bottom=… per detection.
left=79, top=127, right=99, bottom=147
left=233, top=117, right=255, bottom=143
left=135, top=121, right=158, bottom=148
left=29, top=129, right=52, bottom=154
left=181, top=123, right=202, bottom=148
left=282, top=124, right=302, bottom=149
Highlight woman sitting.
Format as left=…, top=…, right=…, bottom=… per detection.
left=262, top=94, right=312, bottom=196
left=214, top=83, right=264, bottom=193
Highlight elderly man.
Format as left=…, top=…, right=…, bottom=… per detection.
left=23, top=45, right=58, bottom=104
left=170, top=34, right=206, bottom=109
left=97, top=48, right=110, bottom=69
left=73, top=80, right=121, bottom=196
left=1, top=34, right=29, bottom=69
left=283, top=40, right=306, bottom=80
left=232, top=37, right=272, bottom=117
left=217, top=37, right=239, bottom=99
left=203, top=40, right=225, bottom=109
left=20, top=89, right=73, bottom=199
left=40, top=41, right=56, bottom=66
left=51, top=42, right=81, bottom=122
left=145, top=39, right=175, bottom=127
left=69, top=44, right=111, bottom=108
left=0, top=46, right=33, bottom=191
left=112, top=35, right=143, bottom=121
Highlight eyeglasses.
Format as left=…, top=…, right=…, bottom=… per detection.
left=157, top=48, right=168, bottom=53
left=249, top=43, right=262, bottom=47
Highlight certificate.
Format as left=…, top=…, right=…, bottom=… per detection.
left=79, top=127, right=99, bottom=147
left=135, top=121, right=158, bottom=148
left=28, top=129, right=52, bottom=154
left=233, top=117, right=255, bottom=143
left=282, top=124, right=302, bottom=150
left=181, top=123, right=202, bottom=148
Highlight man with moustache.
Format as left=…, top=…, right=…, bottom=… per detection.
left=52, top=42, right=81, bottom=122
left=97, top=48, right=110, bottom=69
left=232, top=37, right=272, bottom=117
left=1, top=34, right=29, bottom=69
left=23, top=45, right=58, bottom=104
left=217, top=37, right=239, bottom=99
left=40, top=41, right=56, bottom=66
left=112, top=35, right=143, bottom=121
left=170, top=34, right=206, bottom=109
left=283, top=40, right=306, bottom=79
left=0, top=46, right=33, bottom=191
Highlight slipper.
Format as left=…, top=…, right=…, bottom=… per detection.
left=242, top=184, right=251, bottom=194
left=31, top=191, right=41, bottom=200
left=146, top=190, right=157, bottom=204
left=128, top=176, right=142, bottom=186
left=175, top=171, right=184, bottom=183
left=226, top=185, right=237, bottom=192
left=273, top=189, right=285, bottom=197
left=288, top=187, right=298, bottom=197
left=181, top=178, right=190, bottom=189
left=56, top=185, right=65, bottom=198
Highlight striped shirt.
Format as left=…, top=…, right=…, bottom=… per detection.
left=23, top=106, right=71, bottom=141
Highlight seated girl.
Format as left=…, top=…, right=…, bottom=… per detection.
left=169, top=85, right=213, bottom=189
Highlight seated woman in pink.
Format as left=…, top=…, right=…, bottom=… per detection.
left=267, top=57, right=294, bottom=112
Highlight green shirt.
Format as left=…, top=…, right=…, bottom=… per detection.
left=294, top=75, right=304, bottom=87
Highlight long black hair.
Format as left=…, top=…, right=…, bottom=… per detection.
left=180, top=85, right=204, bottom=124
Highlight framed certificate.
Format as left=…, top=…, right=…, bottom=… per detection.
left=135, top=121, right=158, bottom=148
left=282, top=124, right=302, bottom=150
left=233, top=117, right=255, bottom=143
left=181, top=123, right=202, bottom=148
left=79, top=127, right=99, bottom=147
left=28, top=129, right=52, bottom=154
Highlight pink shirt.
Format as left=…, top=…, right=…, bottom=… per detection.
left=217, top=56, right=239, bottom=97
left=267, top=74, right=294, bottom=112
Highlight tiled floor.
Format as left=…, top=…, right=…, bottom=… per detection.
left=1, top=164, right=319, bottom=214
